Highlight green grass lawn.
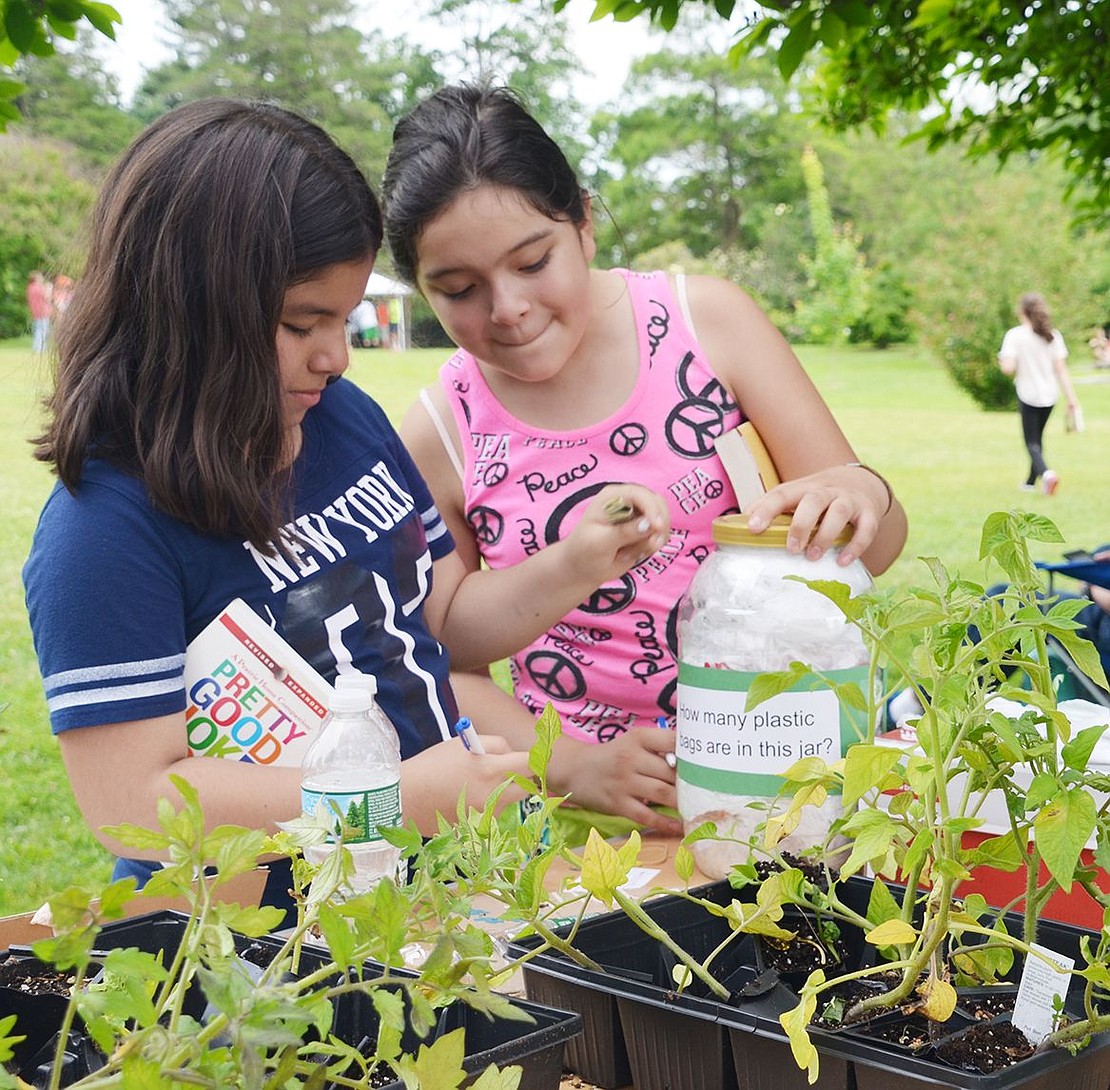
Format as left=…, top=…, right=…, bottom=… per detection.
left=1, top=339, right=1107, bottom=915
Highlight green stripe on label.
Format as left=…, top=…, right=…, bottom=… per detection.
left=675, top=662, right=873, bottom=796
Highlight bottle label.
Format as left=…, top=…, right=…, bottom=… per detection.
left=676, top=663, right=871, bottom=794
left=301, top=783, right=402, bottom=844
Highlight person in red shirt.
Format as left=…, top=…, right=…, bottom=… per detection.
left=27, top=270, right=52, bottom=353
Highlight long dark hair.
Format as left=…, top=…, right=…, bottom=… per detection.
left=1020, top=292, right=1055, bottom=343
left=36, top=98, right=382, bottom=550
left=382, top=82, right=587, bottom=286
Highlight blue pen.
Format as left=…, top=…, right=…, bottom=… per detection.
left=453, top=716, right=487, bottom=755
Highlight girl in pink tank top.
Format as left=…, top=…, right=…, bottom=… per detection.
left=383, top=83, right=907, bottom=837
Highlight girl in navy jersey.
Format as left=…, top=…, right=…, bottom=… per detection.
left=383, top=83, right=908, bottom=837
left=23, top=97, right=667, bottom=913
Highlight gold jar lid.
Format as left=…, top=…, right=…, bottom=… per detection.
left=711, top=513, right=851, bottom=548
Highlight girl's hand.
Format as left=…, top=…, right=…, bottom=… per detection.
left=563, top=483, right=671, bottom=582
left=548, top=728, right=682, bottom=835
left=745, top=464, right=892, bottom=568
left=400, top=735, right=533, bottom=832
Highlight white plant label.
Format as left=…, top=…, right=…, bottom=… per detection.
left=1012, top=942, right=1074, bottom=1044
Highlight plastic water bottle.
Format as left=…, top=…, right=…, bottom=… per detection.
left=300, top=671, right=404, bottom=894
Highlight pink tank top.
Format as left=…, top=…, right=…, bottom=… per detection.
left=439, top=269, right=744, bottom=742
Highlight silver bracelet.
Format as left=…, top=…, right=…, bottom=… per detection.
left=846, top=461, right=894, bottom=517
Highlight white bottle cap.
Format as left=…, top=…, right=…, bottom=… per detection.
left=330, top=672, right=377, bottom=713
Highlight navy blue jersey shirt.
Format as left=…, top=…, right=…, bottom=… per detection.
left=24, top=378, right=459, bottom=758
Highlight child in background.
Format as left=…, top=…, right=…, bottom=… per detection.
left=998, top=291, right=1080, bottom=495
left=23, top=98, right=669, bottom=913
left=383, top=82, right=908, bottom=835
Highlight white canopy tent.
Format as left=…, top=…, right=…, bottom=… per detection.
left=363, top=271, right=414, bottom=350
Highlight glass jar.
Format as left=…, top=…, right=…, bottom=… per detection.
left=676, top=514, right=873, bottom=879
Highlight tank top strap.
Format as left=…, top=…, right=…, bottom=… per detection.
left=418, top=387, right=465, bottom=482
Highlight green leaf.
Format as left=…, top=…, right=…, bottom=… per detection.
left=470, top=1062, right=523, bottom=1090
left=1026, top=772, right=1059, bottom=811
left=1062, top=723, right=1109, bottom=772
left=214, top=903, right=285, bottom=937
left=1034, top=787, right=1097, bottom=891
left=530, top=703, right=562, bottom=783
left=966, top=831, right=1025, bottom=873
left=835, top=0, right=872, bottom=27
left=960, top=892, right=989, bottom=920
left=902, top=826, right=936, bottom=877
left=78, top=2, right=122, bottom=39
left=778, top=756, right=831, bottom=784
left=866, top=919, right=918, bottom=945
left=675, top=843, right=695, bottom=882
left=777, top=12, right=816, bottom=81
left=0, top=1013, right=27, bottom=1066
left=101, top=822, right=173, bottom=852
left=118, top=1054, right=170, bottom=1088
left=402, top=1026, right=468, bottom=1090
left=841, top=744, right=903, bottom=810
left=745, top=662, right=812, bottom=709
left=779, top=971, right=823, bottom=1081
left=579, top=828, right=639, bottom=906
left=911, top=0, right=955, bottom=28
left=865, top=875, right=903, bottom=926
left=5, top=1, right=43, bottom=52
left=206, top=826, right=269, bottom=880
left=1054, top=631, right=1110, bottom=690
left=316, top=902, right=355, bottom=966
left=372, top=987, right=406, bottom=1057
left=838, top=808, right=896, bottom=878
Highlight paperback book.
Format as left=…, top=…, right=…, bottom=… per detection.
left=184, top=598, right=333, bottom=766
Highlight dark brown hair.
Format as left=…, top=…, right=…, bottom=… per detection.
left=1020, top=292, right=1055, bottom=343
left=36, top=98, right=382, bottom=550
left=382, top=83, right=587, bottom=286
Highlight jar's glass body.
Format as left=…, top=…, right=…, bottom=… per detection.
left=676, top=522, right=873, bottom=879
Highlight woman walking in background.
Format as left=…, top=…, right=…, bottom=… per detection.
left=999, top=292, right=1079, bottom=495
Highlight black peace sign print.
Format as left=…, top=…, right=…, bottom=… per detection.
left=596, top=721, right=629, bottom=743
left=525, top=650, right=587, bottom=702
left=675, top=352, right=738, bottom=412
left=703, top=479, right=724, bottom=501
left=610, top=422, right=648, bottom=457
left=665, top=397, right=726, bottom=459
left=482, top=462, right=508, bottom=487
left=543, top=482, right=608, bottom=545
left=580, top=573, right=637, bottom=615
left=657, top=676, right=677, bottom=717
left=467, top=505, right=504, bottom=546
left=665, top=601, right=681, bottom=658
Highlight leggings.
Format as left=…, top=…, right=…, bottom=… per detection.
left=1019, top=400, right=1053, bottom=485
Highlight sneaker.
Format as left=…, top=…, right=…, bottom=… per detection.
left=1042, top=470, right=1059, bottom=496
left=1019, top=483, right=1036, bottom=492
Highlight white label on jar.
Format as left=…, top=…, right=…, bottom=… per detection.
left=676, top=662, right=869, bottom=794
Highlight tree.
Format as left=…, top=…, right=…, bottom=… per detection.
left=133, top=0, right=440, bottom=179
left=14, top=28, right=141, bottom=166
left=555, top=0, right=1110, bottom=224
left=590, top=33, right=810, bottom=267
left=0, top=0, right=120, bottom=126
left=827, top=131, right=1109, bottom=407
left=424, top=0, right=589, bottom=157
left=792, top=144, right=868, bottom=344
left=0, top=132, right=97, bottom=337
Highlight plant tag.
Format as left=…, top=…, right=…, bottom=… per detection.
left=714, top=426, right=773, bottom=510
left=565, top=867, right=661, bottom=897
left=1012, top=942, right=1074, bottom=1044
